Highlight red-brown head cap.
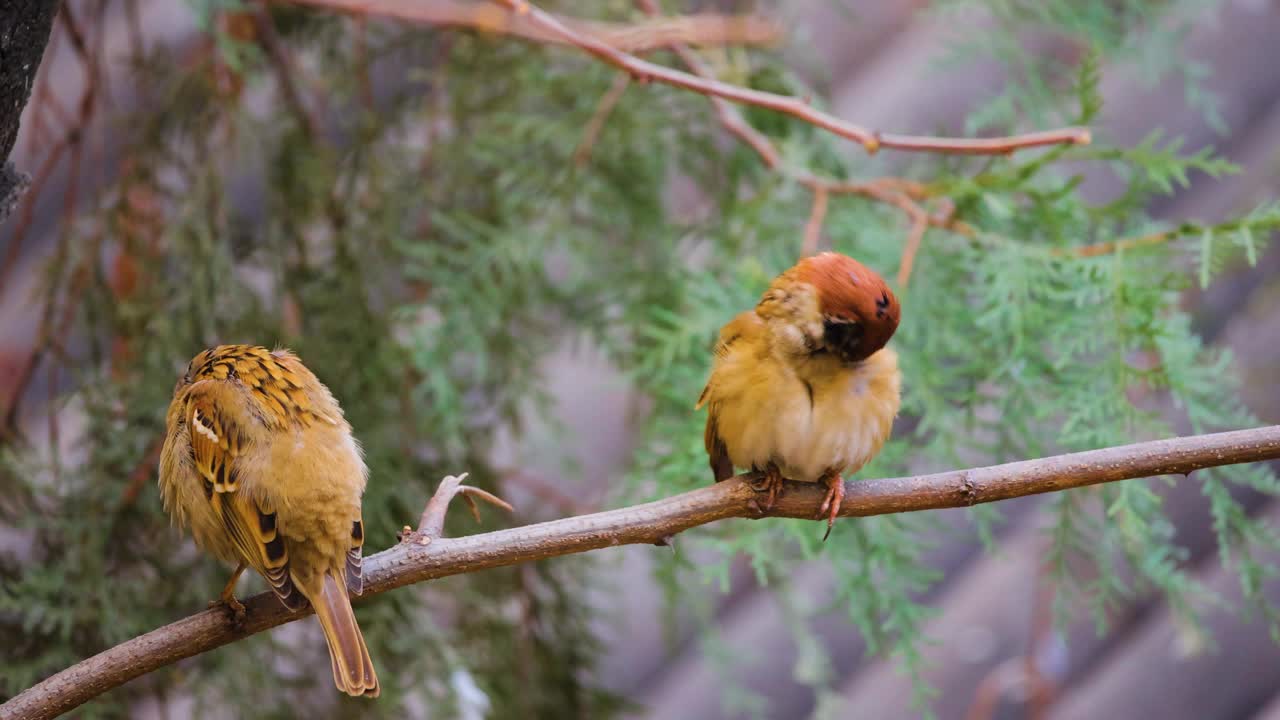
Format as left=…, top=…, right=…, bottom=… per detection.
left=793, top=252, right=900, bottom=363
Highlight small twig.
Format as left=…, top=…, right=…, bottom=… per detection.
left=573, top=73, right=630, bottom=167
left=125, top=0, right=145, bottom=68
left=461, top=486, right=514, bottom=515
left=877, top=128, right=1092, bottom=156
left=118, top=435, right=165, bottom=508
left=962, top=546, right=1059, bottom=720
left=1066, top=229, right=1173, bottom=258
left=3, top=3, right=101, bottom=436
left=8, top=426, right=1280, bottom=720
left=870, top=193, right=1183, bottom=262
left=90, top=0, right=114, bottom=112
left=39, top=84, right=73, bottom=139
left=0, top=135, right=69, bottom=293
left=962, top=642, right=1056, bottom=720
left=253, top=8, right=323, bottom=142
left=503, top=0, right=1088, bottom=157
left=409, top=472, right=514, bottom=543
left=628, top=0, right=1156, bottom=274
left=513, top=563, right=540, bottom=706
left=630, top=0, right=950, bottom=278
left=24, top=19, right=63, bottom=151
left=896, top=207, right=929, bottom=288
left=46, top=360, right=60, bottom=484
left=1, top=258, right=90, bottom=440
left=248, top=9, right=348, bottom=231
left=285, top=0, right=783, bottom=53
left=354, top=13, right=374, bottom=111
left=632, top=0, right=780, bottom=168
left=964, top=657, right=1025, bottom=720
left=800, top=185, right=828, bottom=258
left=1026, top=558, right=1058, bottom=719
left=58, top=2, right=89, bottom=66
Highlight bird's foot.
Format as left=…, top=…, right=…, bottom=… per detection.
left=748, top=463, right=786, bottom=511
left=817, top=471, right=845, bottom=542
left=210, top=563, right=248, bottom=627
left=209, top=593, right=247, bottom=627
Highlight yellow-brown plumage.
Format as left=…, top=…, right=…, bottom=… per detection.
left=159, top=344, right=378, bottom=697
left=697, top=253, right=902, bottom=536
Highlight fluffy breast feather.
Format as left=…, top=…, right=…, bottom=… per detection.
left=783, top=347, right=900, bottom=481
left=701, top=315, right=900, bottom=482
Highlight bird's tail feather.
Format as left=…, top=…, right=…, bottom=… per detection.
left=312, top=572, right=379, bottom=697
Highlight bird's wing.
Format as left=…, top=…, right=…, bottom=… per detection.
left=346, top=517, right=365, bottom=596
left=698, top=312, right=765, bottom=482
left=704, top=410, right=735, bottom=482
left=696, top=311, right=764, bottom=409
left=186, top=382, right=307, bottom=610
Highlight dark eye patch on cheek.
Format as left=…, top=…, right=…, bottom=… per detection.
left=823, top=318, right=864, bottom=358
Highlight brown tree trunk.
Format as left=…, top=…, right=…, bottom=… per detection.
left=0, top=0, right=60, bottom=224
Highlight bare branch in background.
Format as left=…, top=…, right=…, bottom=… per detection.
left=573, top=73, right=631, bottom=167
left=285, top=0, right=784, bottom=53
left=897, top=209, right=929, bottom=288
left=506, top=0, right=1089, bottom=156
left=629, top=0, right=958, bottom=282
left=801, top=185, right=828, bottom=257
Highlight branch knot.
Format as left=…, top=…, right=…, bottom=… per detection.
left=959, top=471, right=978, bottom=505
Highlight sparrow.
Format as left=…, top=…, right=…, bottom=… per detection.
left=696, top=252, right=902, bottom=539
left=159, top=344, right=379, bottom=697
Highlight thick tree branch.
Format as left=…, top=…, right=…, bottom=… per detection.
left=0, top=0, right=60, bottom=226
left=6, top=426, right=1280, bottom=719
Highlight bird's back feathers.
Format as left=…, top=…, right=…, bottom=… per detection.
left=158, top=344, right=376, bottom=697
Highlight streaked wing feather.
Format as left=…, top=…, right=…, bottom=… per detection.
left=187, top=384, right=304, bottom=610
left=698, top=312, right=762, bottom=480
left=704, top=408, right=735, bottom=482
left=346, top=519, right=365, bottom=596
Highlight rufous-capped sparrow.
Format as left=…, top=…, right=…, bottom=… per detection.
left=159, top=344, right=378, bottom=697
left=697, top=252, right=902, bottom=538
